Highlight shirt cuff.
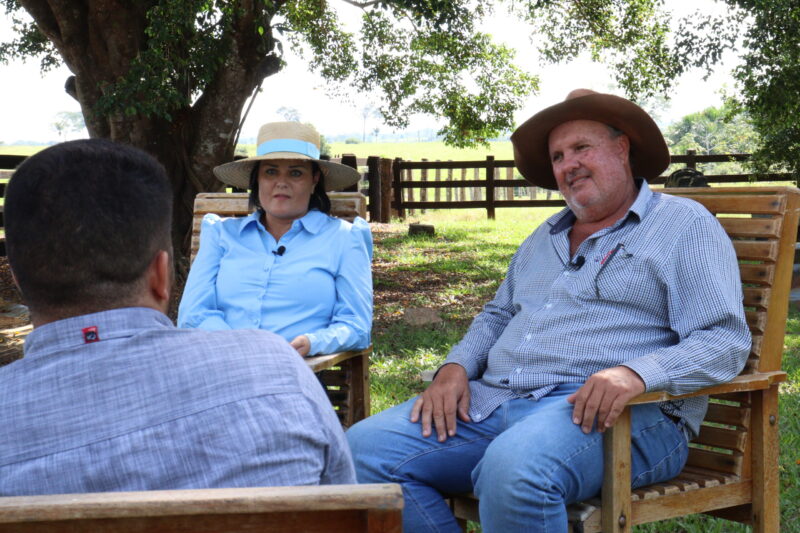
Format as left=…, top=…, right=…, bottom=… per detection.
left=622, top=358, right=670, bottom=392
left=305, top=333, right=319, bottom=355
left=443, top=350, right=481, bottom=380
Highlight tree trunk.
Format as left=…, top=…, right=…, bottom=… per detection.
left=18, top=0, right=282, bottom=264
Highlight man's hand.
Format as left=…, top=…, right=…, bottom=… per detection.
left=410, top=363, right=471, bottom=442
left=289, top=335, right=311, bottom=357
left=567, top=366, right=645, bottom=434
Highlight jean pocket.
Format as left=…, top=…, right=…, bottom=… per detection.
left=630, top=419, right=689, bottom=488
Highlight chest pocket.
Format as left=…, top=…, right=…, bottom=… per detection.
left=582, top=249, right=644, bottom=303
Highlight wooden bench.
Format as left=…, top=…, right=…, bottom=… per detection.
left=450, top=186, right=800, bottom=532
left=190, top=192, right=371, bottom=428
left=0, top=483, right=403, bottom=533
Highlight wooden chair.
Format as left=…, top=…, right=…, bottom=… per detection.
left=450, top=186, right=800, bottom=532
left=190, top=192, right=371, bottom=428
left=0, top=483, right=403, bottom=533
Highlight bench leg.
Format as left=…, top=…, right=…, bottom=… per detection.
left=351, top=351, right=370, bottom=424
left=602, top=407, right=632, bottom=533
left=751, top=385, right=780, bottom=533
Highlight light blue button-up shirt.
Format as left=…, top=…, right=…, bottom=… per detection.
left=445, top=181, right=751, bottom=438
left=178, top=209, right=373, bottom=355
left=0, top=307, right=356, bottom=496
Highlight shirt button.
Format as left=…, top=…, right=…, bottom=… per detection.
left=525, top=334, right=532, bottom=340
left=515, top=368, right=522, bottom=374
left=545, top=303, right=553, bottom=309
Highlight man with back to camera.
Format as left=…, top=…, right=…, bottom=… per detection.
left=0, top=139, right=355, bottom=495
left=346, top=89, right=751, bottom=532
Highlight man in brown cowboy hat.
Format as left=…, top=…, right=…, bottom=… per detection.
left=348, top=89, right=750, bottom=532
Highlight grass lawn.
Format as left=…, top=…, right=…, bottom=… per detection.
left=370, top=207, right=800, bottom=532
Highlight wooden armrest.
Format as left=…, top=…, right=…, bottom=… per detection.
left=627, top=371, right=787, bottom=406
left=305, top=346, right=372, bottom=373
left=0, top=483, right=403, bottom=522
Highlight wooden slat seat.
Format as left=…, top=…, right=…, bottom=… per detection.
left=0, top=483, right=403, bottom=533
left=450, top=186, right=800, bottom=532
left=190, top=192, right=371, bottom=428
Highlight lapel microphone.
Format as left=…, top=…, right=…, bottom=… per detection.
left=570, top=256, right=585, bottom=269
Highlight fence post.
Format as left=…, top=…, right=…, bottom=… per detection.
left=340, top=154, right=359, bottom=192
left=380, top=158, right=393, bottom=223
left=505, top=167, right=514, bottom=201
left=393, top=157, right=405, bottom=220
left=434, top=164, right=441, bottom=203
left=460, top=167, right=467, bottom=202
left=447, top=164, right=453, bottom=203
left=486, top=155, right=495, bottom=220
left=366, top=156, right=381, bottom=223
left=686, top=149, right=697, bottom=170
left=420, top=158, right=428, bottom=214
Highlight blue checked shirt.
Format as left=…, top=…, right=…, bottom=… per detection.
left=0, top=307, right=356, bottom=496
left=444, top=181, right=751, bottom=438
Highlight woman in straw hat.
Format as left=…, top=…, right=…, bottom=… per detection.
left=178, top=122, right=372, bottom=357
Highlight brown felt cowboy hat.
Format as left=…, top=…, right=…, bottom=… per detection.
left=213, top=122, right=360, bottom=191
left=511, top=89, right=670, bottom=190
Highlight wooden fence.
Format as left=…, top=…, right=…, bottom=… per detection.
left=387, top=151, right=796, bottom=220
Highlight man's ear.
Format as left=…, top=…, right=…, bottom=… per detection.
left=615, top=133, right=631, bottom=160
left=146, top=250, right=172, bottom=309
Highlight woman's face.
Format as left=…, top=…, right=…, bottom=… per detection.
left=257, top=159, right=319, bottom=222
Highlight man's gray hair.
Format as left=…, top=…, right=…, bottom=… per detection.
left=606, top=124, right=625, bottom=139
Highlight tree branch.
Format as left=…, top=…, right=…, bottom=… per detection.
left=340, top=0, right=383, bottom=8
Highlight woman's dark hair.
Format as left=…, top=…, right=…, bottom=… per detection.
left=248, top=160, right=331, bottom=214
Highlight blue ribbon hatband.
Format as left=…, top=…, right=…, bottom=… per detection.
left=257, top=139, right=320, bottom=159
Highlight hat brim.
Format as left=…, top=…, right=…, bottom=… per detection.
left=213, top=153, right=361, bottom=191
left=511, top=93, right=669, bottom=190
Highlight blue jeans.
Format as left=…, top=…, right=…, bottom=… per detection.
left=346, top=383, right=688, bottom=533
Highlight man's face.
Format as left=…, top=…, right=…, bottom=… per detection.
left=548, top=120, right=633, bottom=221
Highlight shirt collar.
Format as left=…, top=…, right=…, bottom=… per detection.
left=237, top=209, right=327, bottom=236
left=548, top=178, right=652, bottom=234
left=24, top=307, right=174, bottom=357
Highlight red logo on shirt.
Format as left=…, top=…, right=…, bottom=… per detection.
left=82, top=326, right=100, bottom=343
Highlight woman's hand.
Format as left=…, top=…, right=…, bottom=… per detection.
left=289, top=335, right=311, bottom=357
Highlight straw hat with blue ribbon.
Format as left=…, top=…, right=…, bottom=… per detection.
left=213, top=122, right=360, bottom=191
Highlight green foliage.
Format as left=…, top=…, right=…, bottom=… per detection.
left=0, top=0, right=59, bottom=70
left=666, top=1, right=800, bottom=177
left=664, top=102, right=760, bottom=174
left=526, top=0, right=680, bottom=99
left=0, top=0, right=705, bottom=149
left=727, top=0, right=800, bottom=177
left=357, top=8, right=536, bottom=146
left=94, top=0, right=239, bottom=120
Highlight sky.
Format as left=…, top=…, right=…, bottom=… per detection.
left=0, top=1, right=737, bottom=145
